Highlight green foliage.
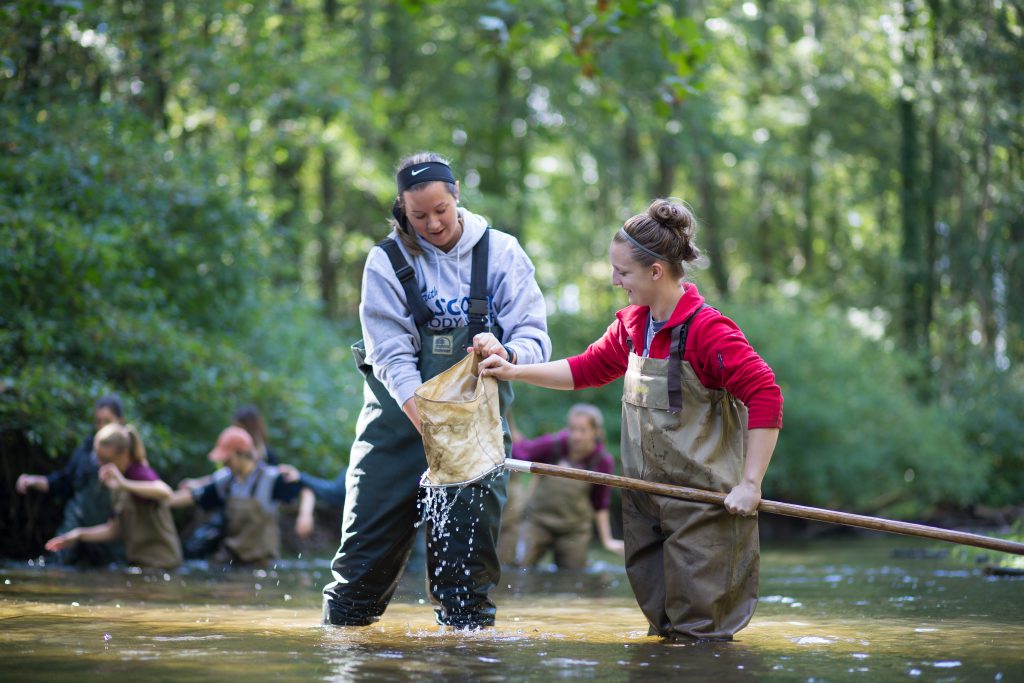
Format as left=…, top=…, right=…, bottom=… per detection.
left=955, top=366, right=1024, bottom=507
left=0, top=101, right=350, bottom=484
left=729, top=293, right=985, bottom=516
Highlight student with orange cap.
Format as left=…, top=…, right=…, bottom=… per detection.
left=170, top=426, right=301, bottom=564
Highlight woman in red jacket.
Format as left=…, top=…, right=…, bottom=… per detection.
left=479, top=198, right=783, bottom=640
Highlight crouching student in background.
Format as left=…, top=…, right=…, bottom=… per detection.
left=512, top=403, right=625, bottom=570
left=276, top=464, right=347, bottom=539
left=171, top=426, right=301, bottom=565
left=45, top=423, right=182, bottom=570
left=18, top=394, right=127, bottom=566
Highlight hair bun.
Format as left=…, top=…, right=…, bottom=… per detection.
left=648, top=198, right=693, bottom=232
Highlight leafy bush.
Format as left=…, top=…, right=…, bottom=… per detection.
left=955, top=366, right=1024, bottom=507
left=728, top=294, right=985, bottom=516
left=0, top=100, right=353, bottom=547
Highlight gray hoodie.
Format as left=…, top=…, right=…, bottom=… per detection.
left=360, top=207, right=551, bottom=407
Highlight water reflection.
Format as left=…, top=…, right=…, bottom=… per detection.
left=1, top=538, right=1022, bottom=681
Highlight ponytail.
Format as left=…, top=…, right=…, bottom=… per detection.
left=95, top=423, right=149, bottom=466
left=124, top=424, right=148, bottom=466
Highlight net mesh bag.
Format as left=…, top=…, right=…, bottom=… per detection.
left=414, top=353, right=504, bottom=486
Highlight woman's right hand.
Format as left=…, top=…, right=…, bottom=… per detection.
left=45, top=529, right=80, bottom=552
left=16, top=474, right=46, bottom=494
left=277, top=464, right=301, bottom=483
left=603, top=538, right=626, bottom=557
left=477, top=354, right=517, bottom=381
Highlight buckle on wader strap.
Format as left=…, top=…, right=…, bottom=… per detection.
left=666, top=304, right=707, bottom=414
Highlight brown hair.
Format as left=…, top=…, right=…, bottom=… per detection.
left=94, top=423, right=148, bottom=466
left=389, top=151, right=459, bottom=256
left=613, top=198, right=701, bottom=279
left=232, top=405, right=267, bottom=448
left=568, top=403, right=604, bottom=440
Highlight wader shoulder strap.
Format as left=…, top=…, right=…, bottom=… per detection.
left=666, top=304, right=708, bottom=415
left=467, top=228, right=491, bottom=339
left=376, top=239, right=434, bottom=328
left=247, top=465, right=265, bottom=498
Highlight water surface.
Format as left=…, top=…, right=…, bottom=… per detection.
left=1, top=537, right=1021, bottom=681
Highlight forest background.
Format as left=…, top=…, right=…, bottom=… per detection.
left=2, top=0, right=1022, bottom=557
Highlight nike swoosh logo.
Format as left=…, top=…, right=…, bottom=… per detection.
left=410, top=166, right=430, bottom=176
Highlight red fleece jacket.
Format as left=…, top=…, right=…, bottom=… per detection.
left=567, top=284, right=783, bottom=430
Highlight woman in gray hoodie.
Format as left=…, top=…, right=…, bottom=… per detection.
left=322, top=152, right=551, bottom=629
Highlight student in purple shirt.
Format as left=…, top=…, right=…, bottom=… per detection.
left=510, top=403, right=625, bottom=570
left=45, top=423, right=182, bottom=569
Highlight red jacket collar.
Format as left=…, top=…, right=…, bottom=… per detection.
left=615, top=283, right=707, bottom=352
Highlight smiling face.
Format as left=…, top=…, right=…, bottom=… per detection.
left=610, top=240, right=658, bottom=307
left=566, top=412, right=599, bottom=461
left=402, top=181, right=462, bottom=252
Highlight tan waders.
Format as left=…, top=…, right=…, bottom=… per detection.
left=620, top=311, right=759, bottom=640
left=114, top=490, right=183, bottom=569
left=520, top=471, right=594, bottom=569
left=221, top=466, right=281, bottom=564
left=323, top=231, right=511, bottom=628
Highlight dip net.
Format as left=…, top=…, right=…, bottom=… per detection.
left=414, top=353, right=505, bottom=487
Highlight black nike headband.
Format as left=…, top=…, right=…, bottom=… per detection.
left=396, top=161, right=457, bottom=193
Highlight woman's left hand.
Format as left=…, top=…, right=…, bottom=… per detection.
left=467, top=333, right=508, bottom=361
left=295, top=512, right=314, bottom=539
left=724, top=481, right=761, bottom=517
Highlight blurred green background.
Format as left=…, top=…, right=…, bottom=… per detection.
left=2, top=0, right=1022, bottom=556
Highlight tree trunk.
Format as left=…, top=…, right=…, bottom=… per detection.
left=921, top=0, right=943, bottom=394
left=800, top=124, right=816, bottom=278
left=620, top=111, right=641, bottom=206
left=898, top=0, right=924, bottom=353
left=651, top=108, right=679, bottom=199
left=693, top=144, right=729, bottom=298
left=482, top=54, right=513, bottom=200
left=138, top=0, right=168, bottom=129
left=751, top=0, right=774, bottom=289
left=319, top=122, right=340, bottom=319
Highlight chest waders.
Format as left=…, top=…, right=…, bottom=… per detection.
left=620, top=307, right=759, bottom=639
left=323, top=230, right=512, bottom=628
left=114, top=489, right=183, bottom=569
left=57, top=459, right=123, bottom=566
left=522, top=469, right=594, bottom=570
left=222, top=466, right=281, bottom=564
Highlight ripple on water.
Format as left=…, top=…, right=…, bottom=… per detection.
left=792, top=636, right=834, bottom=646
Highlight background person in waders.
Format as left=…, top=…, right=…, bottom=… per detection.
left=480, top=198, right=783, bottom=640
left=16, top=394, right=127, bottom=566
left=45, top=423, right=181, bottom=570
left=321, top=152, right=550, bottom=628
left=508, top=403, right=625, bottom=569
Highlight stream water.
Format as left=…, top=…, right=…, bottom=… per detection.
left=1, top=536, right=1021, bottom=682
